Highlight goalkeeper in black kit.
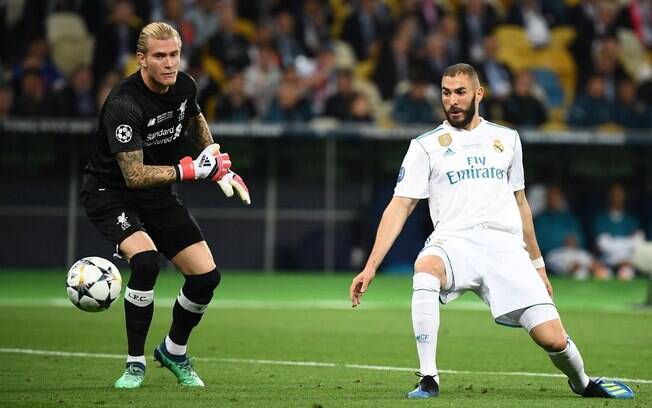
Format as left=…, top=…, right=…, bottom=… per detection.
left=80, top=22, right=250, bottom=388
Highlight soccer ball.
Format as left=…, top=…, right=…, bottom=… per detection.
left=66, top=257, right=122, bottom=312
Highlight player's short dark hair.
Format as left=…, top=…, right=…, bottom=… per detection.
left=443, top=63, right=480, bottom=88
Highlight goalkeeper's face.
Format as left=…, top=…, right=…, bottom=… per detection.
left=139, top=37, right=181, bottom=92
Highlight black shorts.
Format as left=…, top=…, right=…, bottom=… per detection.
left=80, top=186, right=204, bottom=260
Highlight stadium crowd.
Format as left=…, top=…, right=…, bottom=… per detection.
left=1, top=0, right=650, bottom=280
left=1, top=0, right=652, bottom=129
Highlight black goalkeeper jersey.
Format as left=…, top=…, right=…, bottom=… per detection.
left=82, top=70, right=200, bottom=201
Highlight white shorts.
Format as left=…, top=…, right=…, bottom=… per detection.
left=416, top=226, right=556, bottom=328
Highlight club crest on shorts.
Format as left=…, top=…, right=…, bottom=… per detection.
left=492, top=139, right=504, bottom=153
left=438, top=133, right=452, bottom=146
left=115, top=124, right=133, bottom=143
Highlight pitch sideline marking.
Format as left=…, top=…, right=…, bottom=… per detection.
left=1, top=347, right=651, bottom=385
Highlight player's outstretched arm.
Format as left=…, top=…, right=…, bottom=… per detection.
left=117, top=145, right=231, bottom=189
left=116, top=150, right=177, bottom=188
left=351, top=196, right=419, bottom=307
left=515, top=189, right=553, bottom=297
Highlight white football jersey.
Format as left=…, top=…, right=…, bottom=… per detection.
left=394, top=118, right=525, bottom=238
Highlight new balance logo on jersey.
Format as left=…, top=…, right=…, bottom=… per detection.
left=116, top=212, right=131, bottom=230
left=443, top=147, right=455, bottom=157
left=147, top=117, right=156, bottom=127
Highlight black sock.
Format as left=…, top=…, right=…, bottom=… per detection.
left=124, top=251, right=160, bottom=356
left=168, top=269, right=221, bottom=346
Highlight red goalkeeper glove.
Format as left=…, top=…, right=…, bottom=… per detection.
left=177, top=143, right=231, bottom=181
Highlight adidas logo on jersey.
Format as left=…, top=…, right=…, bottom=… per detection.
left=443, top=147, right=455, bottom=156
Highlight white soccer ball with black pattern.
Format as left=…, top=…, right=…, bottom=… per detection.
left=66, top=257, right=122, bottom=312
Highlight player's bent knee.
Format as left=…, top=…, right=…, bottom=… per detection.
left=182, top=268, right=221, bottom=305
left=128, top=250, right=161, bottom=290
left=530, top=320, right=568, bottom=352
left=537, top=334, right=568, bottom=352
left=414, top=256, right=446, bottom=283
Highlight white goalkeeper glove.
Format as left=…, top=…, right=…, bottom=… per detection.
left=177, top=143, right=231, bottom=181
left=217, top=170, right=251, bottom=205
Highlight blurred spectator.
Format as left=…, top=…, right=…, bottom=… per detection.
left=214, top=70, right=256, bottom=123
left=92, top=0, right=141, bottom=82
left=392, top=74, right=436, bottom=124
left=341, top=0, right=391, bottom=61
left=348, top=92, right=375, bottom=123
left=295, top=0, right=333, bottom=58
left=52, top=65, right=95, bottom=117
left=627, top=0, right=652, bottom=49
left=95, top=71, right=122, bottom=110
left=439, top=15, right=462, bottom=63
left=419, top=33, right=451, bottom=86
left=569, top=1, right=623, bottom=82
left=264, top=75, right=313, bottom=123
left=535, top=185, right=599, bottom=280
left=506, top=0, right=561, bottom=48
left=613, top=79, right=652, bottom=128
left=207, top=4, right=250, bottom=72
left=244, top=44, right=282, bottom=116
left=458, top=0, right=498, bottom=63
left=186, top=0, right=220, bottom=50
left=12, top=37, right=63, bottom=93
left=158, top=0, right=195, bottom=55
left=402, top=0, right=447, bottom=36
left=502, top=69, right=548, bottom=127
left=592, top=182, right=645, bottom=280
left=303, top=45, right=339, bottom=114
left=476, top=35, right=512, bottom=102
left=323, top=68, right=356, bottom=121
left=2, top=0, right=47, bottom=66
left=584, top=37, right=629, bottom=102
left=11, top=68, right=54, bottom=117
left=372, top=27, right=413, bottom=100
left=274, top=10, right=305, bottom=69
left=0, top=86, right=14, bottom=119
left=186, top=52, right=220, bottom=115
left=567, top=75, right=614, bottom=128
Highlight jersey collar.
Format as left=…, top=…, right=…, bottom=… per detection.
left=443, top=116, right=485, bottom=133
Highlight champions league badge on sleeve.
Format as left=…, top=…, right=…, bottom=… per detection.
left=115, top=124, right=133, bottom=143
left=398, top=166, right=405, bottom=182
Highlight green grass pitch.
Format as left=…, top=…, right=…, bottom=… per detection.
left=1, top=271, right=651, bottom=407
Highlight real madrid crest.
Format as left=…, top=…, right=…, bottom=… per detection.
left=438, top=133, right=452, bottom=146
left=492, top=139, right=504, bottom=153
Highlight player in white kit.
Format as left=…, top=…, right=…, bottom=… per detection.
left=349, top=64, right=634, bottom=399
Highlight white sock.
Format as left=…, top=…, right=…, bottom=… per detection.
left=548, top=338, right=590, bottom=392
left=412, top=273, right=441, bottom=378
left=165, top=335, right=187, bottom=356
left=126, top=355, right=146, bottom=366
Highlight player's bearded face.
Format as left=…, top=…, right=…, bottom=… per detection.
left=444, top=95, right=476, bottom=129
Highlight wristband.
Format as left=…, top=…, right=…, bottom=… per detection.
left=531, top=256, right=545, bottom=269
